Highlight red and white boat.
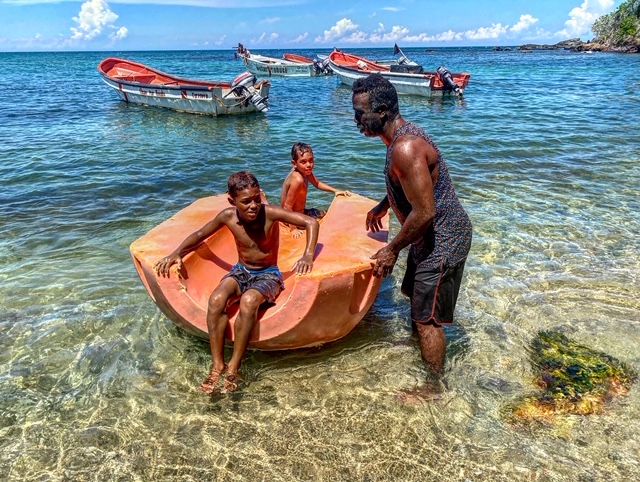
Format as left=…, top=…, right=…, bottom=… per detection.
left=328, top=49, right=470, bottom=97
left=98, top=57, right=270, bottom=116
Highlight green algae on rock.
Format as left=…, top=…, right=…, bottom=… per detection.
left=505, top=331, right=636, bottom=425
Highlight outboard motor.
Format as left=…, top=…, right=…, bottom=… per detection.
left=229, top=71, right=269, bottom=112
left=320, top=57, right=332, bottom=75
left=436, top=66, right=462, bottom=96
left=313, top=57, right=333, bottom=75
left=312, top=59, right=323, bottom=75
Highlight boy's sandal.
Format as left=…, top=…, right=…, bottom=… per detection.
left=221, top=374, right=240, bottom=393
left=200, top=365, right=227, bottom=394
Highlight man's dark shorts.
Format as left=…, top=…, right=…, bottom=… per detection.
left=401, top=256, right=466, bottom=326
left=222, top=263, right=284, bottom=303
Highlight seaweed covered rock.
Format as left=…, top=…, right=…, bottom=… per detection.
left=504, top=331, right=636, bottom=425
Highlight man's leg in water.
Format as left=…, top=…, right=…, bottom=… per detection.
left=395, top=323, right=447, bottom=404
left=416, top=323, right=446, bottom=374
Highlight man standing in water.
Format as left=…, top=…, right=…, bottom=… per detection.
left=351, top=74, right=472, bottom=398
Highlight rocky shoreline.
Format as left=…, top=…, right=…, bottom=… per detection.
left=513, top=37, right=639, bottom=53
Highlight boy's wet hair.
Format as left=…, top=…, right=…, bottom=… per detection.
left=228, top=171, right=260, bottom=197
left=352, top=73, right=399, bottom=118
left=291, top=142, right=313, bottom=161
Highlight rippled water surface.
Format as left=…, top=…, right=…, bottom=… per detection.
left=1, top=48, right=640, bottom=481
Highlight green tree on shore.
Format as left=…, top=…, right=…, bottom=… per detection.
left=592, top=0, right=640, bottom=47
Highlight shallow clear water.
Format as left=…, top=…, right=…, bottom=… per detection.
left=1, top=48, right=639, bottom=481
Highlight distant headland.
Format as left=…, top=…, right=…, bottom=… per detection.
left=513, top=38, right=639, bottom=53
left=513, top=0, right=639, bottom=54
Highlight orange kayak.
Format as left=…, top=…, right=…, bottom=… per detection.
left=130, top=193, right=389, bottom=350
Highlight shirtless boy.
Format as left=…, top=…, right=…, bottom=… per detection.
left=154, top=171, right=319, bottom=393
left=280, top=142, right=350, bottom=237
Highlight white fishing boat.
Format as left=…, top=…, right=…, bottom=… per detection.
left=328, top=49, right=471, bottom=97
left=98, top=57, right=270, bottom=116
left=242, top=52, right=332, bottom=77
left=318, top=44, right=418, bottom=67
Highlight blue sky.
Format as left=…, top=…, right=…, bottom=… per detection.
left=0, top=0, right=622, bottom=52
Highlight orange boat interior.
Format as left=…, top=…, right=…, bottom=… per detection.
left=330, top=50, right=390, bottom=72
left=283, top=53, right=315, bottom=63
left=99, top=57, right=229, bottom=88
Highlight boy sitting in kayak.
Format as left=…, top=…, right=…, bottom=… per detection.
left=280, top=142, right=351, bottom=238
left=153, top=171, right=319, bottom=394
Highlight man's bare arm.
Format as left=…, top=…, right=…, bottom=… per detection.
left=386, top=139, right=435, bottom=255
left=369, top=139, right=435, bottom=278
left=366, top=195, right=389, bottom=232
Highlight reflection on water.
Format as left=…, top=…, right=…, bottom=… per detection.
left=1, top=49, right=640, bottom=481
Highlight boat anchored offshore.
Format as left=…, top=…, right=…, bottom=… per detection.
left=241, top=51, right=332, bottom=77
left=130, top=193, right=389, bottom=350
left=98, top=57, right=270, bottom=116
left=328, top=49, right=470, bottom=97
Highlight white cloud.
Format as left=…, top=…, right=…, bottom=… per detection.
left=382, top=7, right=402, bottom=12
left=556, top=0, right=615, bottom=38
left=313, top=17, right=410, bottom=45
left=312, top=12, right=547, bottom=46
left=109, top=26, right=128, bottom=40
left=254, top=31, right=279, bottom=44
left=314, top=18, right=358, bottom=43
left=369, top=25, right=410, bottom=43
left=262, top=17, right=280, bottom=24
left=70, top=0, right=119, bottom=40
left=293, top=32, right=309, bottom=43
left=510, top=14, right=538, bottom=33
left=435, top=30, right=463, bottom=42
left=338, top=31, right=369, bottom=44
left=463, top=23, right=508, bottom=40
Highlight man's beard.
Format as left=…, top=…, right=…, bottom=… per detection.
left=359, top=112, right=385, bottom=136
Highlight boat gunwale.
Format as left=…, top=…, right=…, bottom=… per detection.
left=98, top=57, right=234, bottom=89
left=329, top=62, right=436, bottom=81
left=244, top=54, right=314, bottom=68
left=100, top=73, right=223, bottom=91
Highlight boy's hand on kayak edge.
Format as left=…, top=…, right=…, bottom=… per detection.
left=292, top=254, right=314, bottom=275
left=153, top=254, right=183, bottom=278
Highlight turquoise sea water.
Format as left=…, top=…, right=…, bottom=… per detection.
left=1, top=47, right=640, bottom=481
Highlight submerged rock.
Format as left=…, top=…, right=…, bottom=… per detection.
left=504, top=331, right=636, bottom=425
